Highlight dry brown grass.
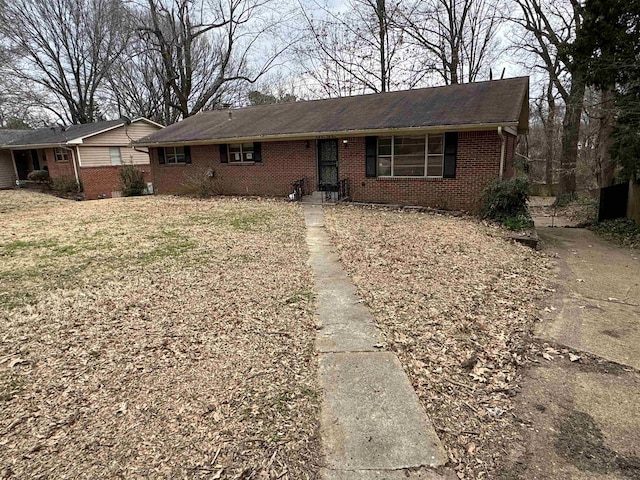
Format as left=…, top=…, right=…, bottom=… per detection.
left=325, top=205, right=551, bottom=479
left=0, top=190, right=319, bottom=479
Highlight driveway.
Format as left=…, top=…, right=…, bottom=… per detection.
left=503, top=227, right=640, bottom=479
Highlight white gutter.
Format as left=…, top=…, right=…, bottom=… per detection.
left=497, top=126, right=506, bottom=179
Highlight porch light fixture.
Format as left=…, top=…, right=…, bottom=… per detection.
left=342, top=139, right=348, bottom=147
left=306, top=140, right=310, bottom=148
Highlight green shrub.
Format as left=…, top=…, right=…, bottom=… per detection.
left=481, top=177, right=533, bottom=230
left=27, top=170, right=50, bottom=184
left=52, top=176, right=80, bottom=195
left=119, top=165, right=146, bottom=196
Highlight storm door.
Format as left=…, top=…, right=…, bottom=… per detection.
left=317, top=139, right=338, bottom=191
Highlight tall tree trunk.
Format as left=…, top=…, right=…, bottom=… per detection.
left=544, top=82, right=555, bottom=187
left=377, top=0, right=387, bottom=92
left=597, top=88, right=616, bottom=187
left=558, top=70, right=585, bottom=198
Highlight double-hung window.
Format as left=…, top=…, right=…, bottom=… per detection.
left=110, top=147, right=122, bottom=165
left=228, top=143, right=254, bottom=163
left=377, top=134, right=444, bottom=177
left=166, top=146, right=186, bottom=164
left=54, top=147, right=69, bottom=162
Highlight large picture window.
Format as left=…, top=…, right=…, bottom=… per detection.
left=377, top=134, right=444, bottom=177
left=228, top=143, right=254, bottom=163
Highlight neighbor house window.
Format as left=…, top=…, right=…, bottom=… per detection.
left=54, top=147, right=69, bottom=162
left=110, top=147, right=122, bottom=166
left=166, top=146, right=186, bottom=164
left=377, top=134, right=444, bottom=177
left=228, top=143, right=254, bottom=163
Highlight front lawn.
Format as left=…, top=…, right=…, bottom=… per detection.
left=0, top=191, right=319, bottom=479
left=325, top=206, right=550, bottom=479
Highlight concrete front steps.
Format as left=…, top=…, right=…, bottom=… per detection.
left=300, top=191, right=340, bottom=205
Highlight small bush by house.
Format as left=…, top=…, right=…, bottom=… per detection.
left=119, top=165, right=146, bottom=197
left=52, top=176, right=81, bottom=195
left=27, top=170, right=50, bottom=184
left=178, top=167, right=222, bottom=198
left=481, top=177, right=533, bottom=230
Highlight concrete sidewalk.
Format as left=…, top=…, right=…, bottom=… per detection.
left=303, top=205, right=447, bottom=480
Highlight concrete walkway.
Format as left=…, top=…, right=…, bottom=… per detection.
left=501, top=227, right=640, bottom=479
left=536, top=227, right=640, bottom=369
left=303, top=205, right=447, bottom=480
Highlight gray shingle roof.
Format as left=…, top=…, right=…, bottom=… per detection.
left=137, top=77, right=529, bottom=146
left=3, top=119, right=126, bottom=148
left=0, top=129, right=32, bottom=145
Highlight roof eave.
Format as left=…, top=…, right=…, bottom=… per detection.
left=2, top=142, right=68, bottom=149
left=136, top=121, right=522, bottom=147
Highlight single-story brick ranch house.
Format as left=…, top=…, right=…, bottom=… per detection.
left=138, top=77, right=529, bottom=211
left=0, top=118, right=162, bottom=199
left=136, top=77, right=529, bottom=210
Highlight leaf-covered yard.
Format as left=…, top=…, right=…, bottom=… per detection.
left=325, top=206, right=551, bottom=479
left=0, top=191, right=319, bottom=479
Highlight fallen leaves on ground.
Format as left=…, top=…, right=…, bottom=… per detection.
left=324, top=205, right=551, bottom=479
left=0, top=190, right=319, bottom=479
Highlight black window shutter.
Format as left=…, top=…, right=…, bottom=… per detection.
left=219, top=144, right=228, bottom=163
left=184, top=145, right=192, bottom=164
left=158, top=148, right=165, bottom=165
left=443, top=132, right=458, bottom=178
left=253, top=142, right=262, bottom=162
left=365, top=136, right=377, bottom=178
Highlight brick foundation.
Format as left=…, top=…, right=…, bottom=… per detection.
left=150, top=129, right=517, bottom=211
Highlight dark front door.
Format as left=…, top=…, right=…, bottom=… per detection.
left=318, top=139, right=338, bottom=191
left=15, top=151, right=30, bottom=180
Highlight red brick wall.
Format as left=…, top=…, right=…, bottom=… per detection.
left=150, top=130, right=512, bottom=211
left=45, top=148, right=76, bottom=180
left=79, top=166, right=152, bottom=200
left=340, top=130, right=505, bottom=211
left=150, top=141, right=317, bottom=197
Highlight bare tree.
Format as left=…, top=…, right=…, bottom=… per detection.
left=397, top=0, right=503, bottom=85
left=580, top=87, right=616, bottom=188
left=136, top=0, right=289, bottom=121
left=535, top=76, right=562, bottom=188
left=510, top=0, right=585, bottom=197
left=293, top=0, right=411, bottom=96
left=104, top=34, right=176, bottom=125
left=0, top=0, right=130, bottom=124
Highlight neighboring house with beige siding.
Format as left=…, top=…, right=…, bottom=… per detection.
left=2, top=118, right=163, bottom=199
left=0, top=130, right=30, bottom=189
left=0, top=148, right=17, bottom=189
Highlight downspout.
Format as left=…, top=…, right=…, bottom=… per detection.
left=60, top=145, right=81, bottom=192
left=497, top=126, right=506, bottom=179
